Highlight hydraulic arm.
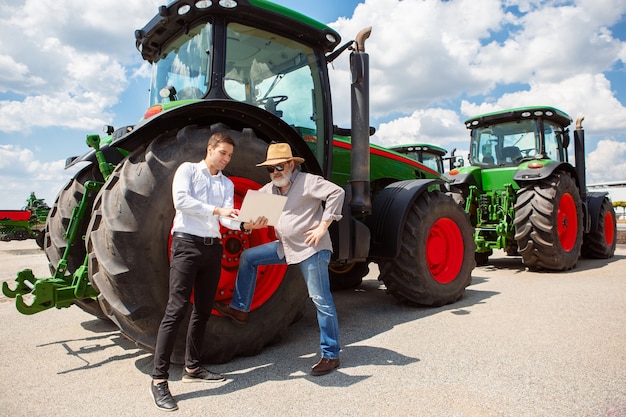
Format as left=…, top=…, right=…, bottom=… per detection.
left=2, top=135, right=113, bottom=314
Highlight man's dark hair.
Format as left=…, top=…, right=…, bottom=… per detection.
left=208, top=132, right=235, bottom=149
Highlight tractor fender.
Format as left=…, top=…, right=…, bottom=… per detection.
left=67, top=100, right=322, bottom=175
left=442, top=165, right=482, bottom=192
left=111, top=100, right=323, bottom=176
left=442, top=170, right=480, bottom=190
left=513, top=161, right=579, bottom=188
left=64, top=143, right=126, bottom=170
left=586, top=191, right=609, bottom=234
left=367, top=178, right=446, bottom=260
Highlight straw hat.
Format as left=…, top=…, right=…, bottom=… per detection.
left=256, top=143, right=305, bottom=166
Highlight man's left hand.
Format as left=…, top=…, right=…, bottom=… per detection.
left=304, top=221, right=331, bottom=246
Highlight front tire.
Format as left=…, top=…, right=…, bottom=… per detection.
left=379, top=191, right=475, bottom=306
left=514, top=171, right=583, bottom=270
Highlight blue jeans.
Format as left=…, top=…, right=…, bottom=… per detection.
left=231, top=241, right=340, bottom=359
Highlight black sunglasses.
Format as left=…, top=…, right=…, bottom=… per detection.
left=266, top=164, right=286, bottom=173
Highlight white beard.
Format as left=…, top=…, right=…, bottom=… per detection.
left=271, top=170, right=292, bottom=188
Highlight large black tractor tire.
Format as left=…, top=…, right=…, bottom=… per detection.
left=86, top=124, right=308, bottom=364
left=514, top=171, right=583, bottom=270
left=44, top=164, right=107, bottom=319
left=582, top=197, right=617, bottom=259
left=379, top=191, right=475, bottom=306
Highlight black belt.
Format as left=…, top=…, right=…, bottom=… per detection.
left=172, top=232, right=221, bottom=246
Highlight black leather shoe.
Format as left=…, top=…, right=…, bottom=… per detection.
left=150, top=381, right=178, bottom=412
left=311, top=357, right=340, bottom=376
left=214, top=303, right=248, bottom=325
left=182, top=366, right=225, bottom=383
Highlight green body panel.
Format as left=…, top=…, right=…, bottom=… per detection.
left=329, top=136, right=440, bottom=188
left=480, top=167, right=518, bottom=192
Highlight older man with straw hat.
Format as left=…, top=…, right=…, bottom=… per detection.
left=215, top=142, right=345, bottom=376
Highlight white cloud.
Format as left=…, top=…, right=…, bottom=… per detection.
left=0, top=0, right=160, bottom=133
left=0, top=144, right=80, bottom=209
left=372, top=108, right=466, bottom=148
left=587, top=139, right=626, bottom=183
left=328, top=0, right=626, bottom=127
left=329, top=0, right=507, bottom=121
left=459, top=73, right=626, bottom=133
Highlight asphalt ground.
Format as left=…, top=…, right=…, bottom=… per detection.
left=1, top=239, right=625, bottom=417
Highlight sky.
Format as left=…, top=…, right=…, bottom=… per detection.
left=1, top=0, right=626, bottom=209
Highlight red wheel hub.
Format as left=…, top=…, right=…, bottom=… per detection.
left=604, top=210, right=615, bottom=246
left=426, top=217, right=464, bottom=284
left=557, top=193, right=578, bottom=252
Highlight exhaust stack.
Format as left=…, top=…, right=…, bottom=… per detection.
left=348, top=27, right=372, bottom=215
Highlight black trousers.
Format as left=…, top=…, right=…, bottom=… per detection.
left=152, top=235, right=222, bottom=380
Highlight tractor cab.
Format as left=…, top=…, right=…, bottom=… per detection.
left=467, top=107, right=571, bottom=168
left=143, top=7, right=338, bottom=172
left=388, top=144, right=447, bottom=174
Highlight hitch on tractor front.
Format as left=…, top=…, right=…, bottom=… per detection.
left=1, top=136, right=112, bottom=314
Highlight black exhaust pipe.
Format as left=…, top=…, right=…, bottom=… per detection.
left=574, top=116, right=586, bottom=201
left=349, top=27, right=372, bottom=215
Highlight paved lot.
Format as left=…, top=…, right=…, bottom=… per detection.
left=1, top=240, right=625, bottom=417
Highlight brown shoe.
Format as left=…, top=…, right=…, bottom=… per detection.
left=214, top=302, right=248, bottom=325
left=311, top=357, right=340, bottom=376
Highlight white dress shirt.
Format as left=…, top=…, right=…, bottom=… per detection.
left=171, top=161, right=239, bottom=238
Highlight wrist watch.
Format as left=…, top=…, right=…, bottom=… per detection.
left=240, top=221, right=251, bottom=234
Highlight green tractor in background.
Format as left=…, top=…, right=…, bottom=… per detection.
left=3, top=0, right=475, bottom=364
left=388, top=143, right=463, bottom=175
left=0, top=192, right=50, bottom=248
left=444, top=106, right=617, bottom=269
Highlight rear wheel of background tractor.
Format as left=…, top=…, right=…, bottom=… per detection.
left=474, top=250, right=492, bottom=266
left=581, top=197, right=616, bottom=259
left=86, top=124, right=308, bottom=364
left=329, top=262, right=369, bottom=291
left=514, top=171, right=583, bottom=270
left=44, top=164, right=107, bottom=319
left=379, top=191, right=475, bottom=306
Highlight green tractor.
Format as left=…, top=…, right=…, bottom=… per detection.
left=3, top=0, right=475, bottom=363
left=388, top=144, right=462, bottom=175
left=444, top=106, right=617, bottom=269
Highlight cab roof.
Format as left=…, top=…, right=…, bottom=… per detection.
left=464, top=106, right=573, bottom=129
left=135, top=0, right=341, bottom=63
